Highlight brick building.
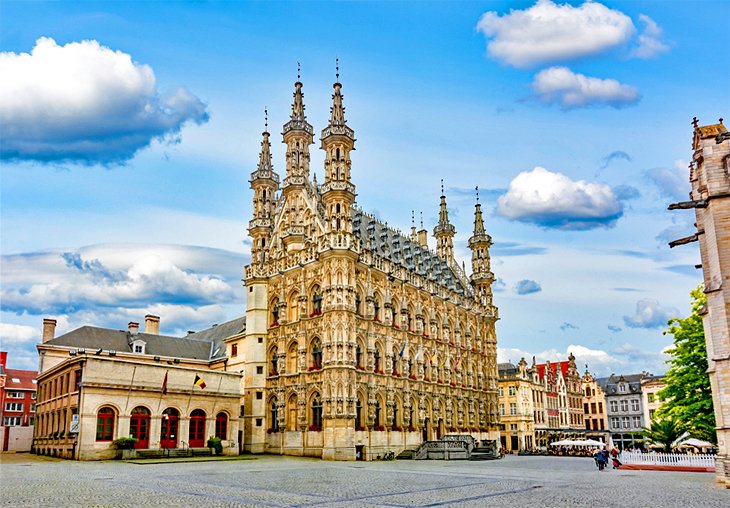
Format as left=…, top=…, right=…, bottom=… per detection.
left=0, top=351, right=37, bottom=451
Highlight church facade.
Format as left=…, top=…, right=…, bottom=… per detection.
left=231, top=75, right=501, bottom=460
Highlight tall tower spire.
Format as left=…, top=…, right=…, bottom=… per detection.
left=468, top=186, right=494, bottom=306
left=249, top=109, right=280, bottom=264
left=321, top=58, right=356, bottom=234
left=280, top=70, right=314, bottom=251
left=433, top=180, right=456, bottom=265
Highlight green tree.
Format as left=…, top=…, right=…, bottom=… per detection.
left=656, top=285, right=716, bottom=443
left=641, top=418, right=683, bottom=452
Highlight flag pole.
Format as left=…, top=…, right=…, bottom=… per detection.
left=124, top=365, right=137, bottom=413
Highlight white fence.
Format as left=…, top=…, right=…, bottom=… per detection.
left=620, top=451, right=715, bottom=469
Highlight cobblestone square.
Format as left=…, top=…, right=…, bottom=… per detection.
left=1, top=454, right=729, bottom=507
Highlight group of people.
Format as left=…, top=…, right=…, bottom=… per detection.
left=593, top=447, right=622, bottom=471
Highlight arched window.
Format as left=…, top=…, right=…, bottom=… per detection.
left=215, top=412, right=228, bottom=440
left=311, top=395, right=323, bottom=431
left=189, top=409, right=206, bottom=448
left=355, top=293, right=362, bottom=315
left=270, top=347, right=279, bottom=376
left=374, top=399, right=382, bottom=428
left=336, top=147, right=340, bottom=160
left=373, top=297, right=381, bottom=321
left=287, top=341, right=298, bottom=374
left=311, top=338, right=322, bottom=370
left=95, top=407, right=115, bottom=442
left=270, top=399, right=279, bottom=432
left=391, top=348, right=399, bottom=375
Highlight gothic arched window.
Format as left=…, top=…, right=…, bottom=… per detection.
left=311, top=395, right=323, bottom=430
left=270, top=398, right=279, bottom=432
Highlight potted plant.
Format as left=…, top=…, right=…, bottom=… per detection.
left=207, top=436, right=223, bottom=455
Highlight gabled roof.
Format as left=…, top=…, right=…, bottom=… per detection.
left=535, top=361, right=569, bottom=381
left=184, top=317, right=246, bottom=360
left=4, top=368, right=37, bottom=390
left=352, top=209, right=471, bottom=296
left=47, top=327, right=213, bottom=361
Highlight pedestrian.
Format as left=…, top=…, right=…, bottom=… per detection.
left=593, top=448, right=606, bottom=471
left=610, top=447, right=622, bottom=469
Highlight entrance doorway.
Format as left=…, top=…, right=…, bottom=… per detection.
left=510, top=435, right=519, bottom=451
left=130, top=407, right=151, bottom=449
left=355, top=445, right=364, bottom=461
left=189, top=409, right=206, bottom=448
left=423, top=418, right=430, bottom=442
left=160, top=408, right=179, bottom=448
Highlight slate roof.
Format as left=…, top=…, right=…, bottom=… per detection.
left=46, top=316, right=247, bottom=362
left=498, top=362, right=517, bottom=374
left=351, top=208, right=472, bottom=296
left=184, top=317, right=246, bottom=360
left=596, top=373, right=645, bottom=395
left=48, top=327, right=214, bottom=361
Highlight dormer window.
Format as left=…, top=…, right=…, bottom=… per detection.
left=131, top=340, right=146, bottom=355
left=619, top=383, right=626, bottom=393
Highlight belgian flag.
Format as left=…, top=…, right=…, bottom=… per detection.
left=194, top=374, right=207, bottom=389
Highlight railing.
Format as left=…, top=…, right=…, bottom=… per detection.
left=620, top=451, right=715, bottom=469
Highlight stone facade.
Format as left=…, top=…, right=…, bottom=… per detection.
left=240, top=77, right=501, bottom=460
left=33, top=317, right=242, bottom=460
left=684, top=118, right=730, bottom=487
left=640, top=375, right=666, bottom=425
left=581, top=370, right=607, bottom=431
left=598, top=373, right=648, bottom=450
left=498, top=359, right=536, bottom=452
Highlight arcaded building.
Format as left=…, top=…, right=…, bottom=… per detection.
left=235, top=75, right=501, bottom=460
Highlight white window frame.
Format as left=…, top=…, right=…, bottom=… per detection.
left=5, top=402, right=24, bottom=412
left=7, top=391, right=23, bottom=399
left=3, top=416, right=21, bottom=426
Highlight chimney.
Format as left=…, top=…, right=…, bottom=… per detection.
left=128, top=321, right=139, bottom=335
left=417, top=229, right=428, bottom=249
left=145, top=314, right=160, bottom=335
left=42, top=318, right=57, bottom=343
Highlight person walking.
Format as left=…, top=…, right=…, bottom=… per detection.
left=610, top=447, right=622, bottom=469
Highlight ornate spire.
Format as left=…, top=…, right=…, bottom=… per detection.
left=283, top=68, right=313, bottom=136
left=257, top=108, right=273, bottom=172
left=322, top=59, right=354, bottom=141
left=410, top=210, right=418, bottom=242
left=472, top=186, right=487, bottom=238
left=433, top=180, right=456, bottom=263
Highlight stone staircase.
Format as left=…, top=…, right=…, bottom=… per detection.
left=124, top=448, right=212, bottom=460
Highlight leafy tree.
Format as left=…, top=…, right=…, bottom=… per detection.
left=656, top=285, right=716, bottom=443
left=641, top=418, right=683, bottom=452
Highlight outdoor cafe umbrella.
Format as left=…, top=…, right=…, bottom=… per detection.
left=676, top=438, right=714, bottom=448
left=573, top=439, right=605, bottom=447
left=550, top=439, right=576, bottom=446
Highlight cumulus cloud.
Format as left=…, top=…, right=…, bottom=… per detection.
left=600, top=150, right=631, bottom=169
left=514, top=279, right=542, bottom=295
left=532, top=66, right=640, bottom=109
left=631, top=14, right=670, bottom=59
left=476, top=0, right=635, bottom=68
left=623, top=299, right=679, bottom=329
left=645, top=160, right=690, bottom=201
left=0, top=323, right=38, bottom=345
left=497, top=167, right=623, bottom=230
left=498, top=344, right=619, bottom=375
left=1, top=244, right=241, bottom=315
left=0, top=37, right=209, bottom=165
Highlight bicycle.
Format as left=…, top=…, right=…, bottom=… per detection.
left=383, top=450, right=395, bottom=460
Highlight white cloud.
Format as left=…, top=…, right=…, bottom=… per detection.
left=0, top=323, right=37, bottom=345
left=0, top=37, right=208, bottom=164
left=631, top=14, right=670, bottom=59
left=532, top=66, right=640, bottom=109
left=623, top=299, right=679, bottom=329
left=498, top=343, right=619, bottom=375
left=476, top=0, right=635, bottom=68
left=1, top=244, right=240, bottom=315
left=497, top=167, right=623, bottom=230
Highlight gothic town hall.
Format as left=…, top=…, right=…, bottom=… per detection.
left=232, top=74, right=501, bottom=460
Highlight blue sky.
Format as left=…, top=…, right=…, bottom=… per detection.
left=1, top=0, right=728, bottom=373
